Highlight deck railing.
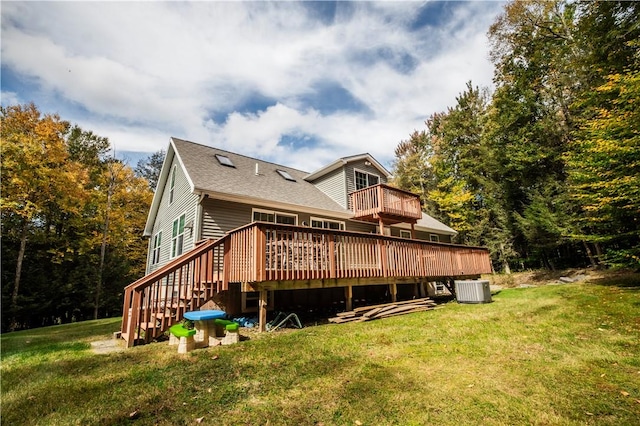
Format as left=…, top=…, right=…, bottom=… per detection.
left=121, top=222, right=492, bottom=346
left=120, top=238, right=227, bottom=347
left=350, top=184, right=422, bottom=222
left=232, top=222, right=492, bottom=283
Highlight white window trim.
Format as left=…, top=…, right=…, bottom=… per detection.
left=430, top=234, right=440, bottom=242
left=251, top=208, right=298, bottom=225
left=354, top=167, right=381, bottom=190
left=168, top=165, right=177, bottom=206
left=171, top=212, right=187, bottom=259
left=400, top=230, right=412, bottom=239
left=310, top=216, right=345, bottom=230
left=151, top=230, right=163, bottom=265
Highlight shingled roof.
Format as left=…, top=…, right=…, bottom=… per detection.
left=144, top=137, right=457, bottom=237
left=172, top=137, right=351, bottom=214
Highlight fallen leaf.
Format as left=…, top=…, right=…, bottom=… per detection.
left=129, top=410, right=140, bottom=419
left=635, top=399, right=640, bottom=404
left=467, top=384, right=475, bottom=388
left=207, top=388, right=212, bottom=393
left=211, top=355, right=219, bottom=360
left=355, top=421, right=363, bottom=426
left=195, top=417, right=204, bottom=423
left=600, top=374, right=605, bottom=378
left=585, top=412, right=594, bottom=416
left=620, top=391, right=630, bottom=397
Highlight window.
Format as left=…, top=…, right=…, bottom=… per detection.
left=430, top=234, right=440, bottom=242
left=311, top=217, right=345, bottom=230
left=152, top=231, right=162, bottom=264
left=276, top=214, right=296, bottom=225
left=400, top=230, right=412, bottom=239
left=169, top=166, right=176, bottom=205
left=276, top=169, right=296, bottom=182
left=171, top=214, right=186, bottom=258
left=253, top=210, right=274, bottom=222
left=355, top=169, right=380, bottom=190
left=252, top=209, right=297, bottom=225
left=215, top=154, right=235, bottom=167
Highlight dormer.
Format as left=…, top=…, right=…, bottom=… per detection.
left=304, top=153, right=391, bottom=209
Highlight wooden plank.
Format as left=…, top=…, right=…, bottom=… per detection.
left=378, top=306, right=432, bottom=319
left=258, top=289, right=268, bottom=332
left=362, top=307, right=384, bottom=318
left=329, top=315, right=366, bottom=324
left=370, top=304, right=425, bottom=318
left=353, top=297, right=434, bottom=313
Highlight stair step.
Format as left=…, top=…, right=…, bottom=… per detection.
left=140, top=322, right=159, bottom=330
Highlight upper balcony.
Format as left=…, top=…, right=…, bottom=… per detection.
left=349, top=183, right=422, bottom=225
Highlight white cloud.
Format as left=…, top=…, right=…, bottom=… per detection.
left=1, top=91, right=21, bottom=107
left=1, top=1, right=503, bottom=170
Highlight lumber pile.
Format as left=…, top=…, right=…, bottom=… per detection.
left=328, top=298, right=438, bottom=324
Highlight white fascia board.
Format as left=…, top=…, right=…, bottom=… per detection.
left=143, top=138, right=196, bottom=236
left=391, top=221, right=458, bottom=236
left=304, top=153, right=391, bottom=181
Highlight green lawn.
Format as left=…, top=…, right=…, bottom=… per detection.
left=2, top=275, right=639, bottom=425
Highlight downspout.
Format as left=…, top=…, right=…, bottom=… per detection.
left=194, top=192, right=208, bottom=243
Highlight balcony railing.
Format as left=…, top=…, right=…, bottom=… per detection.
left=350, top=184, right=422, bottom=224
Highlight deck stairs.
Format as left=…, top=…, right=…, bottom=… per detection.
left=120, top=237, right=227, bottom=347
left=120, top=222, right=493, bottom=347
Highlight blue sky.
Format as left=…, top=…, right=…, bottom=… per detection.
left=1, top=1, right=504, bottom=172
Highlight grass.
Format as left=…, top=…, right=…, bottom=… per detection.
left=2, top=274, right=639, bottom=425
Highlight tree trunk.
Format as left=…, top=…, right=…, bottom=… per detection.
left=594, top=243, right=603, bottom=265
left=9, top=220, right=29, bottom=331
left=95, top=184, right=113, bottom=320
left=500, top=243, right=511, bottom=274
left=582, top=240, right=598, bottom=267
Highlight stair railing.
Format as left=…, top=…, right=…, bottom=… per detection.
left=121, top=237, right=228, bottom=347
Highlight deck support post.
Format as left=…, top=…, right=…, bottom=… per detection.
left=345, top=285, right=353, bottom=311
left=258, top=289, right=268, bottom=332
left=390, top=283, right=397, bottom=303
left=411, top=223, right=415, bottom=239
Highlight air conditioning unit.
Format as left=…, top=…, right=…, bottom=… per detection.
left=454, top=280, right=492, bottom=304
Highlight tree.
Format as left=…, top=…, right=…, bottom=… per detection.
left=1, top=103, right=154, bottom=331
left=0, top=104, right=87, bottom=330
left=392, top=83, right=518, bottom=272
left=568, top=69, right=640, bottom=266
left=91, top=159, right=152, bottom=318
left=135, top=149, right=165, bottom=190
left=486, top=0, right=581, bottom=267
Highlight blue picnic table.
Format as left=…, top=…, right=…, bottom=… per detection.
left=183, top=310, right=227, bottom=348
left=184, top=310, right=226, bottom=321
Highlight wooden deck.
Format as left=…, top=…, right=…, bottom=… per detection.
left=120, top=222, right=492, bottom=347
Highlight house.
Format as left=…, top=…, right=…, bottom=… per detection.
left=120, top=138, right=492, bottom=347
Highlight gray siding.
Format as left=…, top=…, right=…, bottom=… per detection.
left=309, top=167, right=347, bottom=208
left=201, top=198, right=253, bottom=239
left=345, top=220, right=377, bottom=233
left=345, top=160, right=388, bottom=209
left=147, top=158, right=199, bottom=273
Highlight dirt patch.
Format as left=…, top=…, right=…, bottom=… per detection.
left=487, top=268, right=633, bottom=289
left=91, top=339, right=125, bottom=354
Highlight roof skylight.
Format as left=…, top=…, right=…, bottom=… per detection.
left=276, top=169, right=296, bottom=182
left=215, top=154, right=235, bottom=168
